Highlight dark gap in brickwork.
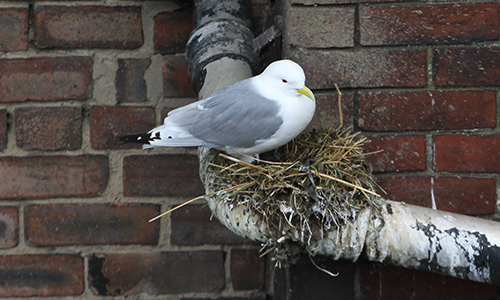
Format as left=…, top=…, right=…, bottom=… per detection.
left=0, top=219, right=6, bottom=238
left=89, top=255, right=110, bottom=296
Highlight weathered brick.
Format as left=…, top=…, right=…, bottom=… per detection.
left=154, top=10, right=193, bottom=54
left=0, top=56, right=92, bottom=102
left=375, top=176, right=495, bottom=215
left=434, top=47, right=500, bottom=87
left=0, top=207, right=18, bottom=249
left=25, top=203, right=159, bottom=246
left=309, top=92, right=354, bottom=130
left=360, top=3, right=499, bottom=46
left=0, top=109, right=6, bottom=151
left=89, top=251, right=224, bottom=295
left=171, top=204, right=256, bottom=246
left=290, top=7, right=355, bottom=48
left=163, top=55, right=197, bottom=97
left=360, top=262, right=497, bottom=300
left=230, top=248, right=265, bottom=290
left=364, top=135, right=426, bottom=172
left=0, top=155, right=108, bottom=200
left=15, top=107, right=82, bottom=151
left=274, top=255, right=355, bottom=300
left=90, top=106, right=155, bottom=150
left=116, top=58, right=151, bottom=103
left=358, top=90, right=496, bottom=131
left=123, top=154, right=204, bottom=197
left=0, top=255, right=83, bottom=297
left=34, top=5, right=142, bottom=49
left=0, top=8, right=28, bottom=51
left=0, top=57, right=92, bottom=102
left=434, top=135, right=500, bottom=172
left=291, top=49, right=426, bottom=89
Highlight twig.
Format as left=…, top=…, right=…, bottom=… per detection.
left=149, top=195, right=205, bottom=222
left=149, top=181, right=257, bottom=222
left=335, top=84, right=343, bottom=131
left=313, top=171, right=380, bottom=197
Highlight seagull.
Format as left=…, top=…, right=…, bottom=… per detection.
left=117, top=59, right=316, bottom=163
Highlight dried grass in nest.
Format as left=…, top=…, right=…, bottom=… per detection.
left=206, top=126, right=383, bottom=264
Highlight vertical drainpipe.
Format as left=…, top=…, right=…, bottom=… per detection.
left=185, top=0, right=500, bottom=287
left=186, top=0, right=272, bottom=245
left=186, top=0, right=259, bottom=99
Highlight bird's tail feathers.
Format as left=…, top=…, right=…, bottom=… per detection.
left=117, top=125, right=209, bottom=149
left=116, top=131, right=158, bottom=145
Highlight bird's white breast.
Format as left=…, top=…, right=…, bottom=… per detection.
left=230, top=78, right=315, bottom=156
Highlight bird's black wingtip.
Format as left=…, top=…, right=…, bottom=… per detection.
left=116, top=133, right=152, bottom=145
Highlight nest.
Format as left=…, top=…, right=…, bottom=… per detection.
left=149, top=88, right=383, bottom=265
left=206, top=127, right=382, bottom=265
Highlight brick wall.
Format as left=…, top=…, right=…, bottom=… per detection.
left=287, top=0, right=500, bottom=299
left=0, top=1, right=270, bottom=299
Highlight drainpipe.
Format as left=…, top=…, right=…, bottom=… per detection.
left=186, top=0, right=500, bottom=286
left=186, top=0, right=259, bottom=99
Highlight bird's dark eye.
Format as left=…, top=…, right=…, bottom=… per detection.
left=282, top=79, right=288, bottom=83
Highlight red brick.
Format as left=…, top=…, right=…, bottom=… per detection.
left=434, top=47, right=500, bottom=87
left=292, top=49, right=426, bottom=89
left=15, top=107, right=82, bottom=151
left=360, top=262, right=497, bottom=300
left=0, top=109, right=6, bottom=151
left=434, top=135, right=500, bottom=172
left=25, top=203, right=159, bottom=246
left=154, top=11, right=193, bottom=54
left=163, top=55, right=197, bottom=97
left=364, top=135, right=426, bottom=172
left=0, top=155, right=108, bottom=200
left=290, top=7, right=355, bottom=48
left=116, top=58, right=151, bottom=103
left=375, top=176, right=495, bottom=215
left=89, top=251, right=224, bottom=295
left=171, top=204, right=256, bottom=246
left=0, top=57, right=92, bottom=102
left=34, top=5, right=142, bottom=49
left=0, top=207, right=18, bottom=249
left=310, top=92, right=354, bottom=130
left=360, top=3, right=499, bottom=46
left=230, top=248, right=265, bottom=290
left=274, top=255, right=355, bottom=300
left=90, top=106, right=155, bottom=150
left=359, top=90, right=496, bottom=131
left=0, top=8, right=28, bottom=51
left=0, top=255, right=83, bottom=297
left=123, top=154, right=204, bottom=197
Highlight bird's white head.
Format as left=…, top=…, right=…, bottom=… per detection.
left=257, top=60, right=315, bottom=101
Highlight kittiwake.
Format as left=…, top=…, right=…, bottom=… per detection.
left=118, top=59, right=316, bottom=163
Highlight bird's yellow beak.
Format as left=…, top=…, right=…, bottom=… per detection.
left=296, top=86, right=315, bottom=101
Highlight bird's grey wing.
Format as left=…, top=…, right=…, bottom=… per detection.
left=167, top=79, right=283, bottom=148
